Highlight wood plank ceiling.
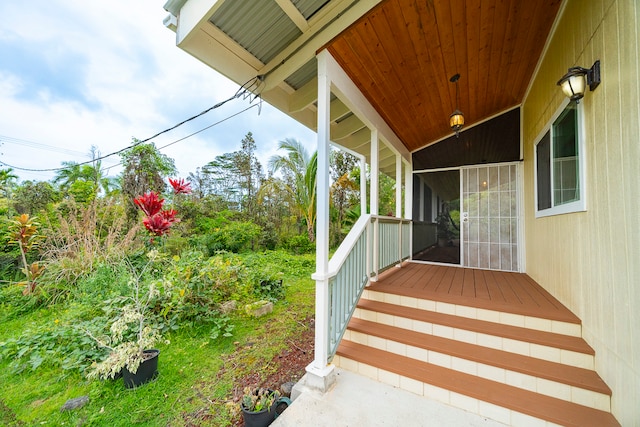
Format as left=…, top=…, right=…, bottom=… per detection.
left=326, top=0, right=562, bottom=152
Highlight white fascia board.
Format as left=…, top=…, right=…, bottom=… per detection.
left=176, top=0, right=223, bottom=45
left=320, top=50, right=410, bottom=163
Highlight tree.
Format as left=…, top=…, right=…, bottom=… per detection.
left=202, top=132, right=264, bottom=217
left=268, top=138, right=317, bottom=242
left=12, top=181, right=59, bottom=214
left=53, top=161, right=85, bottom=192
left=330, top=149, right=358, bottom=245
left=0, top=168, right=18, bottom=199
left=204, top=153, right=243, bottom=211
left=53, top=147, right=117, bottom=200
left=119, top=141, right=177, bottom=224
left=236, top=133, right=263, bottom=218
left=257, top=176, right=296, bottom=241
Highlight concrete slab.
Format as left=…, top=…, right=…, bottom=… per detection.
left=272, top=368, right=508, bottom=427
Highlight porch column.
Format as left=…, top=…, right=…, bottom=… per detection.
left=305, top=51, right=336, bottom=393
left=405, top=161, right=412, bottom=219
left=370, top=130, right=379, bottom=215
left=371, top=130, right=379, bottom=280
left=395, top=154, right=402, bottom=218
left=360, top=155, right=367, bottom=214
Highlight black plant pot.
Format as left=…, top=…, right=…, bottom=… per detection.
left=241, top=391, right=291, bottom=427
left=123, top=349, right=159, bottom=389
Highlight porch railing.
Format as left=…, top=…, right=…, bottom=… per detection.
left=324, top=214, right=411, bottom=360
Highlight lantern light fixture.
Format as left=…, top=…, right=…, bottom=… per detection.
left=449, top=73, right=464, bottom=137
left=557, top=60, right=601, bottom=103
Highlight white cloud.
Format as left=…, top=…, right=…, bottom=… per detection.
left=0, top=0, right=316, bottom=183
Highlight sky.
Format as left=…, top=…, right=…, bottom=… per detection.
left=0, top=0, right=317, bottom=183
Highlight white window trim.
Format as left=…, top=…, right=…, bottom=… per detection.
left=534, top=99, right=587, bottom=218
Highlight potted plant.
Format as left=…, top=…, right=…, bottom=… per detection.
left=240, top=387, right=291, bottom=427
left=85, top=253, right=167, bottom=388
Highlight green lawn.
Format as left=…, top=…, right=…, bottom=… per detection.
left=0, top=252, right=315, bottom=426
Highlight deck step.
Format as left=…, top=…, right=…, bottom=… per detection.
left=335, top=341, right=620, bottom=427
left=356, top=299, right=594, bottom=365
left=346, top=318, right=611, bottom=408
left=362, top=288, right=582, bottom=336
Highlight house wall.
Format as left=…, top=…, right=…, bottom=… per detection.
left=522, top=0, right=639, bottom=424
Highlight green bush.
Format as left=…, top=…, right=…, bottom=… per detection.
left=200, top=221, right=263, bottom=254
left=282, top=234, right=315, bottom=254
left=0, top=319, right=109, bottom=375
left=148, top=251, right=245, bottom=337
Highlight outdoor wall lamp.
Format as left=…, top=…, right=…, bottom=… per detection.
left=557, top=60, right=601, bottom=103
left=449, top=73, right=464, bottom=137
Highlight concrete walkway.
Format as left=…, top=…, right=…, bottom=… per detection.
left=272, top=369, right=508, bottom=427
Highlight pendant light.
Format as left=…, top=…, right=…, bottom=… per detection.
left=449, top=73, right=464, bottom=137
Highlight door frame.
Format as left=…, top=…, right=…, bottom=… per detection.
left=413, top=161, right=524, bottom=272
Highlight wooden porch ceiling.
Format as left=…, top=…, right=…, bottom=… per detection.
left=326, top=0, right=562, bottom=152
left=168, top=0, right=562, bottom=162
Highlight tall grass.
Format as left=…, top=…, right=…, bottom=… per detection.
left=38, top=198, right=141, bottom=301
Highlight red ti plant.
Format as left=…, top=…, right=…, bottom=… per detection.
left=134, top=193, right=178, bottom=238
left=134, top=178, right=190, bottom=240
left=168, top=178, right=191, bottom=195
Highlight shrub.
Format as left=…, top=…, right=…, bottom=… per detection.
left=0, top=319, right=109, bottom=375
left=148, top=251, right=244, bottom=337
left=282, top=234, right=315, bottom=254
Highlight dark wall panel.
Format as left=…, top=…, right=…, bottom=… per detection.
left=413, top=108, right=520, bottom=170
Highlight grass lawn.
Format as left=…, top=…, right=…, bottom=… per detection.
left=0, top=252, right=316, bottom=426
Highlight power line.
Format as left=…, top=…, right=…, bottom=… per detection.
left=94, top=103, right=261, bottom=174
left=0, top=77, right=261, bottom=173
left=0, top=135, right=90, bottom=157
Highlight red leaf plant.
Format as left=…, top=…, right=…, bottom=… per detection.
left=133, top=192, right=164, bottom=217
left=168, top=178, right=191, bottom=195
left=134, top=178, right=191, bottom=239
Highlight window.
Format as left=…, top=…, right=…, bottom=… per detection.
left=535, top=103, right=585, bottom=217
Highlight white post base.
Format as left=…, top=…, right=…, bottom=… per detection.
left=290, top=363, right=336, bottom=401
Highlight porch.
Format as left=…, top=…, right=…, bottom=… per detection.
left=292, top=262, right=620, bottom=426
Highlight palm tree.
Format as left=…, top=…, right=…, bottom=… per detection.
left=268, top=138, right=317, bottom=242
left=53, top=161, right=84, bottom=192
left=0, top=168, right=18, bottom=199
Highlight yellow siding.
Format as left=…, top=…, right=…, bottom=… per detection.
left=522, top=0, right=639, bottom=423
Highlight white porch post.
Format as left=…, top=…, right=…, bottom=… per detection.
left=305, top=51, right=336, bottom=392
left=405, top=160, right=412, bottom=220
left=395, top=154, right=402, bottom=218
left=360, top=155, right=367, bottom=214
left=370, top=130, right=379, bottom=216
left=405, top=160, right=413, bottom=260
left=371, top=130, right=379, bottom=280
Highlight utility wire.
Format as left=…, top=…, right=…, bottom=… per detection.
left=0, top=77, right=262, bottom=173
left=99, top=103, right=261, bottom=174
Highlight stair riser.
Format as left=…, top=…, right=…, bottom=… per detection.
left=353, top=308, right=595, bottom=369
left=362, top=289, right=582, bottom=337
left=334, top=355, right=566, bottom=427
left=344, top=330, right=610, bottom=411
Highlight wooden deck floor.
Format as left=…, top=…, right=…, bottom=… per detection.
left=369, top=262, right=580, bottom=323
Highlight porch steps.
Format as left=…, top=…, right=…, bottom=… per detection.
left=334, top=293, right=620, bottom=426
left=356, top=298, right=594, bottom=369
left=335, top=342, right=619, bottom=427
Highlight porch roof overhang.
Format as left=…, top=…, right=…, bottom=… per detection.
left=164, top=0, right=562, bottom=172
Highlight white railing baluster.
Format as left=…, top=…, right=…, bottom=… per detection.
left=323, top=214, right=412, bottom=362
